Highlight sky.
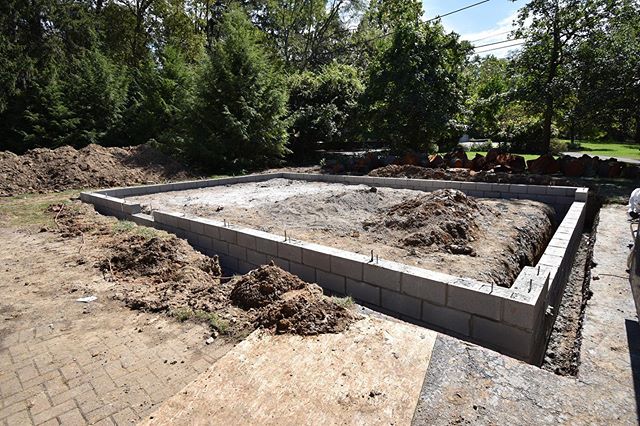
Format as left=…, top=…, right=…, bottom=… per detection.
left=421, top=0, right=526, bottom=57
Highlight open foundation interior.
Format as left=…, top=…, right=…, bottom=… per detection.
left=128, top=178, right=555, bottom=288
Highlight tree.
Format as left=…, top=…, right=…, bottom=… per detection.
left=465, top=56, right=511, bottom=138
left=512, top=0, right=607, bottom=152
left=364, top=17, right=470, bottom=151
left=190, top=6, right=288, bottom=171
left=288, top=62, right=364, bottom=158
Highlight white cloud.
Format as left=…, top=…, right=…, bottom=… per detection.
left=460, top=11, right=522, bottom=58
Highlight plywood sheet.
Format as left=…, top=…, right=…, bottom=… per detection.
left=142, top=317, right=437, bottom=426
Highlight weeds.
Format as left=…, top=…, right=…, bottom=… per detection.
left=170, top=308, right=229, bottom=333
left=330, top=296, right=355, bottom=309
left=111, top=220, right=161, bottom=239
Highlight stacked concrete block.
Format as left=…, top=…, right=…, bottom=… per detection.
left=80, top=173, right=589, bottom=364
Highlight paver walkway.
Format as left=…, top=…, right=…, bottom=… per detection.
left=0, top=229, right=232, bottom=425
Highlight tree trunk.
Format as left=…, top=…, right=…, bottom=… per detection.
left=542, top=8, right=562, bottom=154
left=635, top=110, right=640, bottom=145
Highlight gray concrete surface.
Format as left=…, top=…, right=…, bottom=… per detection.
left=413, top=204, right=640, bottom=425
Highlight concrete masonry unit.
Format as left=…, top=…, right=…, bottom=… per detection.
left=80, top=173, right=588, bottom=364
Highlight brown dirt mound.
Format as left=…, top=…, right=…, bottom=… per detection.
left=230, top=263, right=307, bottom=309
left=1, top=143, right=196, bottom=197
left=366, top=189, right=490, bottom=256
left=257, top=287, right=355, bottom=336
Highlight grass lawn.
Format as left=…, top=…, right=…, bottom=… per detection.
left=466, top=151, right=541, bottom=162
left=560, top=139, right=640, bottom=160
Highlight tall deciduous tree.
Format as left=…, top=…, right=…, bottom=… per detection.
left=364, top=14, right=470, bottom=151
left=512, top=0, right=607, bottom=152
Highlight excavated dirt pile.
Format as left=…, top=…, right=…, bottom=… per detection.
left=366, top=189, right=489, bottom=256
left=46, top=202, right=356, bottom=336
left=1, top=144, right=195, bottom=196
left=231, top=263, right=356, bottom=335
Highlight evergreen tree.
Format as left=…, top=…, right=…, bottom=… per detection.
left=190, top=5, right=288, bottom=171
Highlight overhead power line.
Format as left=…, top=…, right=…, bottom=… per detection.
left=472, top=38, right=523, bottom=49
left=425, top=0, right=492, bottom=23
left=469, top=30, right=512, bottom=43
left=474, top=41, right=525, bottom=54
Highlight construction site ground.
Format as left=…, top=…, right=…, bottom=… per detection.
left=129, top=179, right=554, bottom=287
left=1, top=190, right=639, bottom=425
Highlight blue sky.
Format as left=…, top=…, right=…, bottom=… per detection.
left=421, top=0, right=526, bottom=57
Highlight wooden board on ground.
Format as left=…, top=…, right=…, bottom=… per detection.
left=142, top=316, right=437, bottom=426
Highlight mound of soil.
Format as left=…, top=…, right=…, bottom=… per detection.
left=366, top=189, right=489, bottom=256
left=1, top=143, right=196, bottom=197
left=230, top=263, right=307, bottom=309
left=257, top=287, right=355, bottom=336
left=106, top=235, right=221, bottom=281
left=231, top=262, right=356, bottom=335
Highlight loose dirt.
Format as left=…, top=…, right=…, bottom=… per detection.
left=130, top=179, right=555, bottom=287
left=542, top=233, right=594, bottom=376
left=0, top=143, right=196, bottom=197
left=46, top=201, right=357, bottom=337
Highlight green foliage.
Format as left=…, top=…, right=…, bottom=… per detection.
left=465, top=56, right=511, bottom=138
left=189, top=6, right=289, bottom=172
left=364, top=19, right=470, bottom=151
left=112, top=45, right=195, bottom=153
left=288, top=62, right=364, bottom=157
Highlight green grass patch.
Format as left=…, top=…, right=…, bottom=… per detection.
left=171, top=308, right=229, bottom=333
left=111, top=220, right=161, bottom=239
left=562, top=139, right=640, bottom=160
left=0, top=190, right=80, bottom=228
left=330, top=296, right=355, bottom=309
left=466, top=151, right=541, bottom=162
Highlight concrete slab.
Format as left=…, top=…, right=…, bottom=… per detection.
left=142, top=317, right=436, bottom=426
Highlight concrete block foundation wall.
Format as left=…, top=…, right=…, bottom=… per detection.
left=81, top=173, right=588, bottom=364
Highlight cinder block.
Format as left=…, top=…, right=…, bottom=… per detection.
left=256, top=237, right=279, bottom=256
left=502, top=293, right=540, bottom=331
left=196, top=235, right=214, bottom=251
left=331, top=255, right=366, bottom=281
left=422, top=302, right=471, bottom=336
left=527, top=185, right=548, bottom=195
left=346, top=279, right=380, bottom=306
left=219, top=254, right=239, bottom=274
left=401, top=271, right=447, bottom=306
left=278, top=242, right=302, bottom=263
left=154, top=211, right=178, bottom=227
left=247, top=249, right=267, bottom=266
left=447, top=280, right=503, bottom=320
left=237, top=232, right=257, bottom=251
left=212, top=240, right=229, bottom=255
left=237, top=261, right=257, bottom=274
left=131, top=213, right=153, bottom=227
left=472, top=316, right=533, bottom=360
left=228, top=244, right=247, bottom=261
left=219, top=227, right=237, bottom=244
left=575, top=187, right=589, bottom=201
left=362, top=261, right=402, bottom=291
left=316, top=270, right=346, bottom=294
left=203, top=223, right=220, bottom=240
left=301, top=246, right=331, bottom=271
left=290, top=262, right=316, bottom=283
left=189, top=219, right=205, bottom=235
left=381, top=289, right=421, bottom=320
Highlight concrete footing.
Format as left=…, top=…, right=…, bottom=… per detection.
left=81, top=173, right=588, bottom=364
